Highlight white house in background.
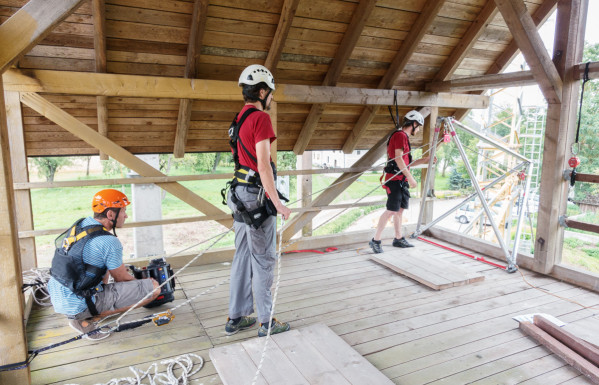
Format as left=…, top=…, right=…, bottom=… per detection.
left=312, top=150, right=370, bottom=169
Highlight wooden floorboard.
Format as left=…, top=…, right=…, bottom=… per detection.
left=26, top=237, right=598, bottom=385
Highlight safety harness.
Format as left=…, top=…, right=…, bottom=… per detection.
left=221, top=107, right=288, bottom=229
left=50, top=218, right=114, bottom=316
left=381, top=129, right=412, bottom=192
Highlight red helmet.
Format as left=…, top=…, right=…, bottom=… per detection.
left=92, top=189, right=130, bottom=213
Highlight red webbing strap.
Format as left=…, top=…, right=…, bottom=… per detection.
left=285, top=247, right=338, bottom=255
left=417, top=236, right=507, bottom=270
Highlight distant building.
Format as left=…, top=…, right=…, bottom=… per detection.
left=311, top=150, right=369, bottom=169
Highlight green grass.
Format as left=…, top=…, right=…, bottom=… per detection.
left=562, top=237, right=599, bottom=273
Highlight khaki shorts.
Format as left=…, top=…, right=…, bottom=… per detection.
left=73, top=279, right=155, bottom=320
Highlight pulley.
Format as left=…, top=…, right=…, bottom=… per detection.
left=153, top=310, right=175, bottom=326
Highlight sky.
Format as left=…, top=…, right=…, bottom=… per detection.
left=476, top=2, right=599, bottom=119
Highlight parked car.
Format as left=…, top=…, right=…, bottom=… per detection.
left=455, top=203, right=476, bottom=224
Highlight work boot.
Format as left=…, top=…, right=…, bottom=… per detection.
left=225, top=316, right=257, bottom=335
left=69, top=319, right=111, bottom=340
left=369, top=238, right=383, bottom=254
left=392, top=237, right=414, bottom=248
left=258, top=318, right=290, bottom=337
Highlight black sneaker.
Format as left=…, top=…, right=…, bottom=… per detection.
left=225, top=316, right=257, bottom=335
left=393, top=237, right=414, bottom=248
left=369, top=238, right=383, bottom=254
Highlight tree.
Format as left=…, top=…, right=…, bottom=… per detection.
left=30, top=157, right=72, bottom=182
left=277, top=151, right=297, bottom=170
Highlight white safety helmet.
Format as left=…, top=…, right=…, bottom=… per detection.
left=404, top=110, right=424, bottom=126
left=238, top=64, right=275, bottom=91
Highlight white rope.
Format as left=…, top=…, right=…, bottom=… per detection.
left=22, top=267, right=53, bottom=306
left=63, top=353, right=204, bottom=385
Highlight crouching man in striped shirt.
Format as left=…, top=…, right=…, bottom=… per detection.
left=48, top=189, right=160, bottom=340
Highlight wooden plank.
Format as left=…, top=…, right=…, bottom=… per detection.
left=0, top=0, right=85, bottom=73
left=210, top=343, right=268, bottom=385
left=241, top=336, right=310, bottom=384
left=434, top=0, right=499, bottom=82
left=293, top=0, right=376, bottom=154
left=493, top=0, right=562, bottom=103
left=534, top=314, right=599, bottom=368
left=519, top=321, right=599, bottom=384
left=565, top=219, right=599, bottom=235
left=273, top=329, right=352, bottom=384
left=5, top=91, right=36, bottom=270
left=372, top=253, right=453, bottom=290
left=264, top=0, right=300, bottom=72
left=0, top=79, right=30, bottom=384
left=342, top=0, right=446, bottom=153
left=2, top=69, right=489, bottom=109
left=300, top=323, right=394, bottom=384
left=19, top=92, right=233, bottom=228
left=174, top=0, right=208, bottom=158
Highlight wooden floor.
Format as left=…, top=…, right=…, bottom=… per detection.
left=26, top=236, right=599, bottom=385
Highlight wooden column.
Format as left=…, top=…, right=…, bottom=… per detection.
left=534, top=0, right=588, bottom=274
left=0, top=79, right=30, bottom=384
left=267, top=101, right=277, bottom=166
left=92, top=0, right=109, bottom=160
left=300, top=151, right=312, bottom=236
left=420, top=107, right=438, bottom=224
left=5, top=91, right=36, bottom=270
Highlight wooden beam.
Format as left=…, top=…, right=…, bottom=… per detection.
left=573, top=172, right=599, bottom=184
left=342, top=0, right=446, bottom=153
left=519, top=321, right=599, bottom=383
left=534, top=0, right=588, bottom=274
left=174, top=0, right=209, bottom=159
left=433, top=0, right=498, bottom=82
left=92, top=0, right=109, bottom=160
left=2, top=69, right=489, bottom=108
left=493, top=0, right=562, bottom=103
left=574, top=61, right=599, bottom=80
left=293, top=0, right=377, bottom=154
left=19, top=92, right=233, bottom=228
left=264, top=0, right=300, bottom=72
left=420, top=106, right=438, bottom=224
left=0, top=0, right=85, bottom=73
left=565, top=218, right=599, bottom=235
left=284, top=108, right=431, bottom=241
left=267, top=101, right=277, bottom=165
left=427, top=71, right=535, bottom=92
left=300, top=151, right=313, bottom=236
left=5, top=91, right=36, bottom=270
left=453, top=0, right=557, bottom=121
left=0, top=80, right=30, bottom=385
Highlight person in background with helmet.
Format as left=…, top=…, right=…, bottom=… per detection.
left=48, top=189, right=160, bottom=340
left=369, top=110, right=435, bottom=253
left=224, top=64, right=291, bottom=337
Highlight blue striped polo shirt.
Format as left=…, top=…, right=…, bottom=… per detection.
left=48, top=217, right=123, bottom=316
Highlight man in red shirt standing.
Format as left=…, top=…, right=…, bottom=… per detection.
left=369, top=110, right=433, bottom=253
left=225, top=64, right=291, bottom=337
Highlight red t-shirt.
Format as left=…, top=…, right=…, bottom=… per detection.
left=386, top=130, right=411, bottom=181
left=236, top=105, right=276, bottom=172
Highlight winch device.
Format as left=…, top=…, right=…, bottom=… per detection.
left=129, top=258, right=176, bottom=308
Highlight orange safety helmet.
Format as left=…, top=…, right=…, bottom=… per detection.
left=92, top=189, right=131, bottom=213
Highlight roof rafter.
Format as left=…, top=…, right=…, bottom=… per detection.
left=264, top=0, right=301, bottom=72
left=454, top=0, right=557, bottom=121
left=174, top=0, right=209, bottom=158
left=342, top=0, right=447, bottom=154
left=433, top=0, right=499, bottom=82
left=494, top=0, right=562, bottom=103
left=294, top=0, right=377, bottom=155
left=92, top=0, right=109, bottom=160
left=0, top=0, right=85, bottom=73
left=427, top=70, right=535, bottom=92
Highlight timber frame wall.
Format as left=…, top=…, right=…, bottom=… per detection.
left=1, top=1, right=599, bottom=384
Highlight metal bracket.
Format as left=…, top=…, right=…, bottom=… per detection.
left=563, top=169, right=571, bottom=181
left=558, top=215, right=568, bottom=228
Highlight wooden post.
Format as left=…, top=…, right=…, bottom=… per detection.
left=420, top=107, right=438, bottom=224
left=5, top=91, right=36, bottom=270
left=267, top=101, right=277, bottom=166
left=534, top=0, right=587, bottom=274
left=0, top=79, right=30, bottom=384
left=300, top=151, right=312, bottom=236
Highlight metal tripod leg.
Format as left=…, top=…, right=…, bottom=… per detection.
left=415, top=118, right=442, bottom=236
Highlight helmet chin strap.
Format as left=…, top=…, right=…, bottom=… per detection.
left=259, top=89, right=272, bottom=110
left=111, top=208, right=120, bottom=237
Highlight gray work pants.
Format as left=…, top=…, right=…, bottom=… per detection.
left=227, top=184, right=277, bottom=324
